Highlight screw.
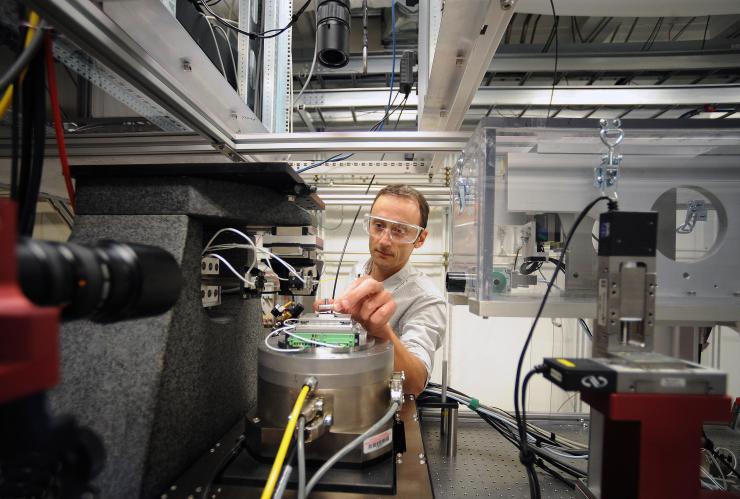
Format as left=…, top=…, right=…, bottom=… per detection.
left=182, top=59, right=192, bottom=71
left=252, top=417, right=261, bottom=424
left=323, top=414, right=333, bottom=427
left=500, top=0, right=514, bottom=8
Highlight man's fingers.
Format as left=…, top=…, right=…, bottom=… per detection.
left=367, top=300, right=396, bottom=332
left=359, top=290, right=392, bottom=321
left=347, top=275, right=370, bottom=291
left=337, top=278, right=384, bottom=311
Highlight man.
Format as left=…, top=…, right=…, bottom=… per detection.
left=323, top=185, right=446, bottom=396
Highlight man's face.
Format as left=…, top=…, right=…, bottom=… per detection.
left=368, top=194, right=428, bottom=275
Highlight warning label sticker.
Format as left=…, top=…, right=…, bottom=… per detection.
left=363, top=429, right=393, bottom=454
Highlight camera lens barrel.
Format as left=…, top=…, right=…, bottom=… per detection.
left=316, top=0, right=351, bottom=68
left=17, top=239, right=181, bottom=323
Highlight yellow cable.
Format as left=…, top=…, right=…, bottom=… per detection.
left=260, top=384, right=311, bottom=499
left=0, top=11, right=40, bottom=120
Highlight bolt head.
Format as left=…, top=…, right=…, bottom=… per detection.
left=323, top=414, right=334, bottom=426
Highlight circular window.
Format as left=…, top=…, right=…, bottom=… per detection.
left=650, top=187, right=726, bottom=263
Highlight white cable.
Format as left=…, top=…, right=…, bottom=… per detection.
left=701, top=466, right=724, bottom=491
left=212, top=23, right=237, bottom=77
left=264, top=326, right=304, bottom=353
left=204, top=253, right=250, bottom=285
left=199, top=12, right=226, bottom=76
left=704, top=449, right=728, bottom=490
left=203, top=228, right=307, bottom=284
left=293, top=0, right=318, bottom=109
left=715, top=447, right=738, bottom=469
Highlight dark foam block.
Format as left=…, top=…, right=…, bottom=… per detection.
left=49, top=174, right=316, bottom=498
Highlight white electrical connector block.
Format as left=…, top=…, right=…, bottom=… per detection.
left=201, top=256, right=221, bottom=275
left=201, top=285, right=221, bottom=308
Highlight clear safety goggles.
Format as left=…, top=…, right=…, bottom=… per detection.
left=362, top=214, right=424, bottom=244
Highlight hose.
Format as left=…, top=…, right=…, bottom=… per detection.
left=297, top=416, right=307, bottom=499
left=304, top=402, right=399, bottom=497
left=261, top=384, right=311, bottom=499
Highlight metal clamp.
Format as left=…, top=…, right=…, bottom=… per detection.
left=390, top=371, right=405, bottom=407
left=594, top=118, right=624, bottom=197
left=676, top=199, right=707, bottom=234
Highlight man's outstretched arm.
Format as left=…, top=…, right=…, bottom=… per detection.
left=333, top=277, right=428, bottom=395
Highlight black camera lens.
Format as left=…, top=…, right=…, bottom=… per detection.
left=317, top=0, right=351, bottom=69
left=17, top=239, right=181, bottom=323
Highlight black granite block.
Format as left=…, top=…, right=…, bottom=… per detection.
left=50, top=175, right=314, bottom=498
left=74, top=177, right=315, bottom=226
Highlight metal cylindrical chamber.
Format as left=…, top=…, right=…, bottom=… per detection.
left=253, top=340, right=394, bottom=464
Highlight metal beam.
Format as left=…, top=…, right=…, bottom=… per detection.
left=295, top=48, right=740, bottom=76
left=231, top=131, right=470, bottom=153
left=420, top=0, right=516, bottom=132
left=25, top=0, right=265, bottom=157
left=514, top=0, right=740, bottom=16
left=299, top=84, right=740, bottom=109
left=473, top=84, right=740, bottom=106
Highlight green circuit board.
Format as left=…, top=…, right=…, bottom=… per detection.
left=286, top=332, right=356, bottom=348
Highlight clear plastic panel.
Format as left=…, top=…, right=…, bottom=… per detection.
left=449, top=118, right=740, bottom=307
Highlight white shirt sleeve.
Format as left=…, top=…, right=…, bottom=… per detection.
left=396, top=292, right=446, bottom=383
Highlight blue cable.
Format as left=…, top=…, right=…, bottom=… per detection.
left=297, top=1, right=396, bottom=172
left=296, top=153, right=354, bottom=174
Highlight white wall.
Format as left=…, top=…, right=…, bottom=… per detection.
left=318, top=204, right=740, bottom=414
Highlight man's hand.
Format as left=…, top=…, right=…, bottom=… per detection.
left=333, top=276, right=396, bottom=338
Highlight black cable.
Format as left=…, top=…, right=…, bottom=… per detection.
left=17, top=40, right=46, bottom=236
left=0, top=21, right=45, bottom=95
left=196, top=0, right=311, bottom=40
left=513, top=196, right=615, bottom=498
left=546, top=0, right=558, bottom=119
left=10, top=75, right=20, bottom=200
left=421, top=388, right=588, bottom=476
left=22, top=47, right=46, bottom=236
left=701, top=16, right=711, bottom=52
left=476, top=409, right=580, bottom=490
left=391, top=94, right=408, bottom=130
left=520, top=366, right=546, bottom=499
left=512, top=246, right=521, bottom=273
left=519, top=256, right=565, bottom=276
left=331, top=175, right=375, bottom=299
left=577, top=318, right=592, bottom=337
left=329, top=91, right=408, bottom=299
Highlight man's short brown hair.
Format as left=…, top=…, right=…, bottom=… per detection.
left=371, top=184, right=430, bottom=228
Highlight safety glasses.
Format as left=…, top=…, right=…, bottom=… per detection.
left=362, top=215, right=423, bottom=244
